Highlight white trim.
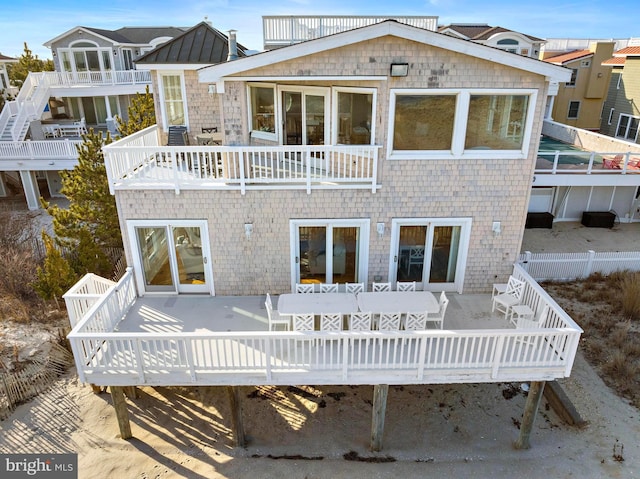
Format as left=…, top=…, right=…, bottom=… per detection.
left=289, top=218, right=370, bottom=290
left=277, top=85, right=331, bottom=145
left=387, top=88, right=537, bottom=161
left=389, top=217, right=472, bottom=293
left=608, top=108, right=615, bottom=125
left=127, top=220, right=214, bottom=296
left=198, top=22, right=571, bottom=84
left=224, top=76, right=388, bottom=82
left=157, top=70, right=189, bottom=129
left=331, top=86, right=377, bottom=145
left=247, top=82, right=278, bottom=141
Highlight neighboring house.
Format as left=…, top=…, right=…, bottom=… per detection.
left=543, top=42, right=614, bottom=131
left=540, top=38, right=630, bottom=60
left=0, top=52, right=18, bottom=98
left=437, top=23, right=544, bottom=58
left=599, top=43, right=640, bottom=145
left=0, top=25, right=187, bottom=209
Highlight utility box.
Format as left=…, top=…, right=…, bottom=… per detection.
left=581, top=211, right=616, bottom=228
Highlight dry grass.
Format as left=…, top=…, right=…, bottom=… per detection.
left=544, top=271, right=640, bottom=409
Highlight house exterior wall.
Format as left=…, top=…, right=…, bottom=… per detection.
left=600, top=60, right=640, bottom=143
left=116, top=35, right=551, bottom=295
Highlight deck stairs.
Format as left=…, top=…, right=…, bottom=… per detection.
left=0, top=72, right=50, bottom=142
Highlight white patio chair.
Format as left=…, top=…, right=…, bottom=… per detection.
left=265, top=293, right=289, bottom=331
left=292, top=313, right=315, bottom=331
left=404, top=311, right=428, bottom=330
left=295, top=283, right=315, bottom=294
left=396, top=281, right=416, bottom=292
left=320, top=283, right=339, bottom=293
left=320, top=312, right=343, bottom=331
left=372, top=282, right=391, bottom=292
left=348, top=312, right=372, bottom=331
left=378, top=312, right=402, bottom=330
left=345, top=282, right=365, bottom=294
left=492, top=276, right=525, bottom=320
left=426, top=292, right=449, bottom=329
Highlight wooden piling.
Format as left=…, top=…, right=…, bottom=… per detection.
left=514, top=381, right=545, bottom=450
left=370, top=384, right=389, bottom=452
left=110, top=386, right=132, bottom=439
left=226, top=386, right=246, bottom=448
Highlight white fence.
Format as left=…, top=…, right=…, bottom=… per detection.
left=0, top=139, right=82, bottom=160
left=66, top=265, right=581, bottom=387
left=103, top=125, right=380, bottom=195
left=518, top=250, right=640, bottom=281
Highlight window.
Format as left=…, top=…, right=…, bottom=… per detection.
left=608, top=108, right=615, bottom=125
left=616, top=114, right=640, bottom=142
left=567, top=101, right=580, bottom=119
left=580, top=59, right=591, bottom=68
left=160, top=73, right=186, bottom=127
left=465, top=94, right=529, bottom=150
left=335, top=88, right=375, bottom=144
left=393, top=95, right=456, bottom=151
left=248, top=84, right=276, bottom=138
left=617, top=74, right=622, bottom=89
left=497, top=38, right=519, bottom=54
left=122, top=49, right=134, bottom=70
left=389, top=89, right=535, bottom=159
left=567, top=69, right=578, bottom=87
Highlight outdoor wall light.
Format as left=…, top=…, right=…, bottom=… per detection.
left=492, top=221, right=502, bottom=236
left=376, top=222, right=385, bottom=237
left=208, top=84, right=216, bottom=96
left=390, top=63, right=409, bottom=77
left=244, top=223, right=253, bottom=239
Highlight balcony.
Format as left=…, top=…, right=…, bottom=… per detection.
left=64, top=265, right=582, bottom=388
left=0, top=139, right=82, bottom=170
left=262, top=16, right=438, bottom=49
left=103, top=125, right=381, bottom=194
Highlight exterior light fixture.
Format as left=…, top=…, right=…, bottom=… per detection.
left=208, top=84, right=216, bottom=96
left=390, top=63, right=409, bottom=77
left=492, top=221, right=502, bottom=236
left=244, top=223, right=253, bottom=239
left=376, top=222, right=385, bottom=237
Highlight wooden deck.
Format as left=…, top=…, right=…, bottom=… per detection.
left=65, top=266, right=582, bottom=388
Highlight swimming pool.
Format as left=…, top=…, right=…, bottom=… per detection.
left=537, top=136, right=605, bottom=168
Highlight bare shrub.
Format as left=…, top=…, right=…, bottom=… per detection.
left=620, top=272, right=640, bottom=320
left=0, top=246, right=38, bottom=301
left=0, top=204, right=37, bottom=248
left=0, top=294, right=30, bottom=323
left=601, top=352, right=640, bottom=397
left=609, top=321, right=631, bottom=349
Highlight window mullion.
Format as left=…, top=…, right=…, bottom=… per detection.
left=452, top=92, right=469, bottom=156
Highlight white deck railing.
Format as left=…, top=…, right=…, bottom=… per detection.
left=518, top=250, right=640, bottom=281
left=42, top=70, right=152, bottom=88
left=0, top=139, right=83, bottom=160
left=66, top=265, right=582, bottom=387
left=263, top=16, right=438, bottom=46
left=535, top=150, right=640, bottom=175
left=103, top=125, right=380, bottom=194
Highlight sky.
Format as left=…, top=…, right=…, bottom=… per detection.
left=0, top=0, right=637, bottom=60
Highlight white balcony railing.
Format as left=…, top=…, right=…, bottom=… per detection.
left=263, top=16, right=438, bottom=47
left=0, top=139, right=83, bottom=160
left=66, top=264, right=582, bottom=387
left=103, top=125, right=380, bottom=194
left=42, top=70, right=152, bottom=88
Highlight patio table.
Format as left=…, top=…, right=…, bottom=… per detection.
left=357, top=291, right=439, bottom=314
left=277, top=292, right=359, bottom=317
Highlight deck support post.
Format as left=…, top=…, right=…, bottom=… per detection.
left=515, top=381, right=545, bottom=450
left=123, top=386, right=138, bottom=399
left=110, top=386, right=132, bottom=439
left=370, top=384, right=389, bottom=452
left=226, top=386, right=246, bottom=448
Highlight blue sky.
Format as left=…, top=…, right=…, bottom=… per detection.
left=0, top=0, right=637, bottom=59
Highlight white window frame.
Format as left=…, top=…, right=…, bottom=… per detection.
left=617, top=74, right=622, bottom=89
left=331, top=86, right=377, bottom=145
left=59, top=40, right=113, bottom=74
left=608, top=108, right=615, bottom=125
left=277, top=85, right=331, bottom=146
left=289, top=218, right=370, bottom=290
left=615, top=113, right=640, bottom=142
left=387, top=88, right=537, bottom=161
left=567, top=101, right=581, bottom=120
left=157, top=71, right=188, bottom=129
left=566, top=69, right=578, bottom=87
left=388, top=217, right=472, bottom=293
left=247, top=82, right=278, bottom=142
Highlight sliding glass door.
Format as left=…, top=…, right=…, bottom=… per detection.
left=129, top=220, right=212, bottom=294
left=291, top=219, right=369, bottom=288
left=390, top=218, right=471, bottom=292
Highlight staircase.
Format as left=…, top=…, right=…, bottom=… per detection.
left=0, top=72, right=50, bottom=142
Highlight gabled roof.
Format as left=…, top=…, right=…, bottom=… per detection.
left=136, top=22, right=247, bottom=65
left=544, top=49, right=592, bottom=65
left=44, top=26, right=189, bottom=48
left=0, top=53, right=18, bottom=62
left=199, top=20, right=571, bottom=84
left=437, top=24, right=544, bottom=42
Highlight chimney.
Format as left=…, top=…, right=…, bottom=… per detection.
left=227, top=30, right=238, bottom=61
left=204, top=16, right=213, bottom=27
